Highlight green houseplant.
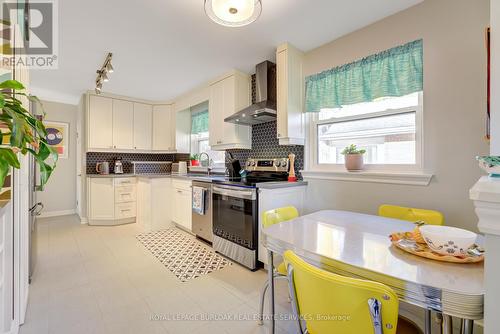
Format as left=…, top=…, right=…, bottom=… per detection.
left=190, top=153, right=200, bottom=167
left=341, top=144, right=366, bottom=171
left=0, top=79, right=58, bottom=189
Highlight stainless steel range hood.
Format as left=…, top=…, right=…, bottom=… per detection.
left=225, top=60, right=276, bottom=126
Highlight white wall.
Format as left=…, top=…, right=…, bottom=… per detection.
left=491, top=0, right=500, bottom=154
left=302, top=0, right=490, bottom=232
left=37, top=100, right=78, bottom=216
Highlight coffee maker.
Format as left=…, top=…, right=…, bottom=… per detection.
left=114, top=158, right=124, bottom=174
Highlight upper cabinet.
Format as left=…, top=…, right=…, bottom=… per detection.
left=276, top=43, right=305, bottom=145
left=88, top=95, right=113, bottom=149
left=133, top=103, right=153, bottom=150
left=209, top=71, right=252, bottom=150
left=112, top=99, right=134, bottom=149
left=152, top=104, right=176, bottom=151
left=86, top=93, right=178, bottom=153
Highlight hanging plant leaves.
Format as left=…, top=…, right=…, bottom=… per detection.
left=0, top=79, right=57, bottom=189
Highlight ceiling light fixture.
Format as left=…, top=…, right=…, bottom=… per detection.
left=94, top=52, right=113, bottom=94
left=204, top=0, right=262, bottom=27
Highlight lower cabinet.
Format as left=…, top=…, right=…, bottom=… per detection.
left=257, top=185, right=307, bottom=265
left=87, top=177, right=137, bottom=225
left=171, top=179, right=192, bottom=231
left=136, top=177, right=172, bottom=231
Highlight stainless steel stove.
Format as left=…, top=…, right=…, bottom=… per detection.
left=212, top=158, right=289, bottom=270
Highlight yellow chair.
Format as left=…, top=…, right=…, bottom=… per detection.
left=258, top=206, right=299, bottom=325
left=284, top=250, right=400, bottom=334
left=378, top=204, right=444, bottom=226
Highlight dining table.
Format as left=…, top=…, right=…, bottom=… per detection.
left=261, top=210, right=484, bottom=334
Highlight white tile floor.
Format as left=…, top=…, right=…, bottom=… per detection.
left=20, top=215, right=296, bottom=334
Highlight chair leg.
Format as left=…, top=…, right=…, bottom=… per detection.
left=258, top=280, right=269, bottom=325
left=258, top=275, right=289, bottom=326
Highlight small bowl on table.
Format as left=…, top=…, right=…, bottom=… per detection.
left=419, top=225, right=477, bottom=256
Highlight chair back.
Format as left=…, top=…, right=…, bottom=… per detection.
left=262, top=206, right=299, bottom=228
left=378, top=204, right=444, bottom=226
left=284, top=250, right=399, bottom=334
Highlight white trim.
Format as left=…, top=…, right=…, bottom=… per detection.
left=38, top=209, right=76, bottom=218
left=79, top=217, right=88, bottom=225
left=301, top=170, right=433, bottom=186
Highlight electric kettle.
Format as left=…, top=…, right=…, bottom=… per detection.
left=96, top=162, right=110, bottom=175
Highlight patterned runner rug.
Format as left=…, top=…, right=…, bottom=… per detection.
left=136, top=228, right=232, bottom=282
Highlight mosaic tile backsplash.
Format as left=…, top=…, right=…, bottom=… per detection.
left=86, top=152, right=189, bottom=174
left=226, top=121, right=304, bottom=178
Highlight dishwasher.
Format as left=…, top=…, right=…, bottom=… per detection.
left=191, top=181, right=213, bottom=243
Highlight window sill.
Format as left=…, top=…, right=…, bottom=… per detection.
left=300, top=170, right=433, bottom=186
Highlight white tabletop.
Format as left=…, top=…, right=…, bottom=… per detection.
left=261, top=210, right=484, bottom=319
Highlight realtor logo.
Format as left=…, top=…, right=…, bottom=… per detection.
left=1, top=0, right=58, bottom=68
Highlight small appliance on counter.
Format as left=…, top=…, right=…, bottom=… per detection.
left=171, top=161, right=188, bottom=175
left=114, top=158, right=124, bottom=174
left=96, top=162, right=110, bottom=175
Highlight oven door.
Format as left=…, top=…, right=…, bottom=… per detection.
left=212, top=185, right=257, bottom=250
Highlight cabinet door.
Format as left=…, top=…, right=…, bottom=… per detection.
left=208, top=81, right=223, bottom=146
left=133, top=103, right=153, bottom=150
left=112, top=99, right=134, bottom=149
left=88, top=95, right=113, bottom=149
left=276, top=48, right=288, bottom=139
left=89, top=178, right=114, bottom=219
left=172, top=187, right=192, bottom=231
left=152, top=105, right=175, bottom=151
left=209, top=72, right=251, bottom=149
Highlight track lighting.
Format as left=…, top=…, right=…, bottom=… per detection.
left=94, top=52, right=113, bottom=94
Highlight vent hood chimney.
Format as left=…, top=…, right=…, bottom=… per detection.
left=224, top=60, right=276, bottom=126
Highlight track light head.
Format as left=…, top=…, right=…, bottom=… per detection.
left=102, top=72, right=109, bottom=82
left=106, top=62, right=114, bottom=73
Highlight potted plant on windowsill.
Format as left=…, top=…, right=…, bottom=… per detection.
left=190, top=154, right=200, bottom=167
left=0, top=79, right=58, bottom=189
left=341, top=144, right=366, bottom=172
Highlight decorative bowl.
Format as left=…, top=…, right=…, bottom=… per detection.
left=477, top=156, right=500, bottom=177
left=419, top=225, right=477, bottom=256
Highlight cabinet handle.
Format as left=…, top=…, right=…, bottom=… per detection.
left=277, top=133, right=281, bottom=138
left=121, top=209, right=131, bottom=212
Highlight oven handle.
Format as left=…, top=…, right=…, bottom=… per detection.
left=212, top=185, right=256, bottom=200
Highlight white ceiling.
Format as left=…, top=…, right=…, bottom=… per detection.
left=30, top=0, right=422, bottom=105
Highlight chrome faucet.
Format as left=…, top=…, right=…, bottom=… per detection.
left=199, top=152, right=212, bottom=175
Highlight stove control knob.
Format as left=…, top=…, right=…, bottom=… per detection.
left=246, top=161, right=251, bottom=166
left=275, top=161, right=281, bottom=167
left=252, top=161, right=256, bottom=166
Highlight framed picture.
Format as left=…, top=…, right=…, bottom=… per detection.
left=44, top=121, right=68, bottom=159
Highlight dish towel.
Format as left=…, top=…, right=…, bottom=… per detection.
left=192, top=186, right=205, bottom=215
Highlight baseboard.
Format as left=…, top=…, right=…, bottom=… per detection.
left=38, top=209, right=76, bottom=218
left=79, top=217, right=88, bottom=224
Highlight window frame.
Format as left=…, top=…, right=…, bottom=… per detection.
left=306, top=92, right=424, bottom=173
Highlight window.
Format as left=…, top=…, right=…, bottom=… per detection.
left=190, top=131, right=225, bottom=165
left=309, top=92, right=422, bottom=171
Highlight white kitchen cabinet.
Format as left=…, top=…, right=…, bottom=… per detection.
left=209, top=71, right=252, bottom=150
left=152, top=104, right=176, bottom=151
left=137, top=177, right=172, bottom=231
left=88, top=95, right=113, bottom=149
left=171, top=179, right=192, bottom=231
left=112, top=99, right=134, bottom=149
left=257, top=185, right=307, bottom=265
left=276, top=43, right=305, bottom=145
left=133, top=103, right=153, bottom=150
left=87, top=177, right=137, bottom=225
left=88, top=178, right=115, bottom=220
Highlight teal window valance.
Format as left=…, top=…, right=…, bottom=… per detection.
left=191, top=110, right=209, bottom=134
left=305, top=39, right=423, bottom=112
